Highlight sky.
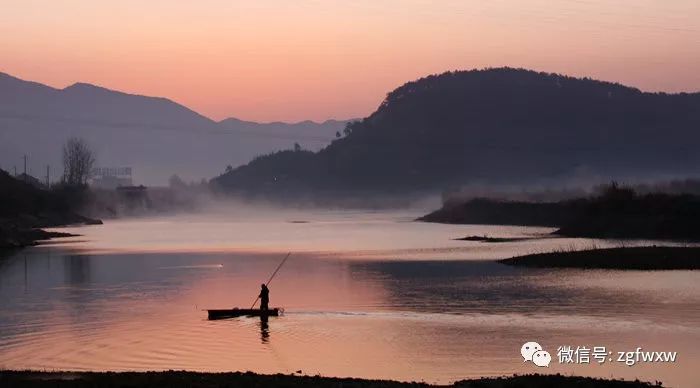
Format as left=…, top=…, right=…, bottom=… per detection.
left=2, top=0, right=699, bottom=122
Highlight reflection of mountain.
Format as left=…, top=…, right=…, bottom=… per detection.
left=213, top=68, right=700, bottom=198
left=0, top=72, right=351, bottom=184
left=349, top=260, right=609, bottom=317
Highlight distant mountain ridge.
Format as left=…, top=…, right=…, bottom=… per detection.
left=218, top=117, right=350, bottom=142
left=0, top=72, right=352, bottom=184
left=212, top=67, right=700, bottom=198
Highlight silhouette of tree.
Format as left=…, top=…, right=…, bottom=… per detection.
left=169, top=174, right=187, bottom=189
left=62, top=137, right=95, bottom=186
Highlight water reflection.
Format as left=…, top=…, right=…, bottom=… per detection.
left=64, top=255, right=91, bottom=285
left=23, top=254, right=28, bottom=292
left=0, top=247, right=698, bottom=387
left=259, top=316, right=270, bottom=344
left=347, top=260, right=564, bottom=314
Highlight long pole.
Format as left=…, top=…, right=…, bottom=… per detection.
left=250, top=252, right=291, bottom=309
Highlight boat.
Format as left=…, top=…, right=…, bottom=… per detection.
left=206, top=308, right=281, bottom=320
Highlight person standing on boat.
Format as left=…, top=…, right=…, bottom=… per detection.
left=259, top=284, right=270, bottom=310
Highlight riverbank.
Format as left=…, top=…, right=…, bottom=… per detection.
left=455, top=235, right=533, bottom=243
left=0, top=371, right=662, bottom=387
left=501, top=246, right=700, bottom=270
left=0, top=169, right=102, bottom=250
left=0, top=224, right=77, bottom=250
left=419, top=185, right=700, bottom=241
left=0, top=213, right=100, bottom=250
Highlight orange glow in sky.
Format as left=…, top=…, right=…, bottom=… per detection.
left=2, top=0, right=699, bottom=122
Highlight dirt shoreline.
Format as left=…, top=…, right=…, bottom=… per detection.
left=0, top=370, right=663, bottom=387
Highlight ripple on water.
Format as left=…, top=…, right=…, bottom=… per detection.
left=1, top=238, right=699, bottom=386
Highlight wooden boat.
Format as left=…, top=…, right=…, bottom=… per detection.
left=207, top=308, right=281, bottom=320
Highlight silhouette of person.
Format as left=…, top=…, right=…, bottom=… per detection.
left=259, top=284, right=269, bottom=310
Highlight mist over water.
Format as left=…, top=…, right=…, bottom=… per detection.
left=41, top=202, right=669, bottom=257
left=1, top=208, right=699, bottom=386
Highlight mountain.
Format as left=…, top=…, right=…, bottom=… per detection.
left=0, top=73, right=213, bottom=128
left=0, top=72, right=350, bottom=185
left=212, top=68, right=700, bottom=198
left=218, top=117, right=349, bottom=143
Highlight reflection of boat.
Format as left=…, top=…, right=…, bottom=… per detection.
left=207, top=308, right=281, bottom=320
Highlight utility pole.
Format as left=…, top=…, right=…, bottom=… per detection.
left=14, top=165, right=17, bottom=176
left=23, top=155, right=27, bottom=176
left=46, top=165, right=50, bottom=188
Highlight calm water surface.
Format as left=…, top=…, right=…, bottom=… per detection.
left=1, top=209, right=698, bottom=386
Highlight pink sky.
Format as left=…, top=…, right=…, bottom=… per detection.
left=2, top=0, right=699, bottom=122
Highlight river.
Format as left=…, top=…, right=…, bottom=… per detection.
left=0, top=207, right=698, bottom=386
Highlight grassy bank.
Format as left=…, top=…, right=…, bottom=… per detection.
left=0, top=371, right=662, bottom=388
left=501, top=246, right=700, bottom=270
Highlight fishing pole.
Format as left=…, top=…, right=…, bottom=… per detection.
left=250, top=251, right=292, bottom=309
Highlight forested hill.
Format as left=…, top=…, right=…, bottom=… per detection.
left=212, top=68, right=700, bottom=198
